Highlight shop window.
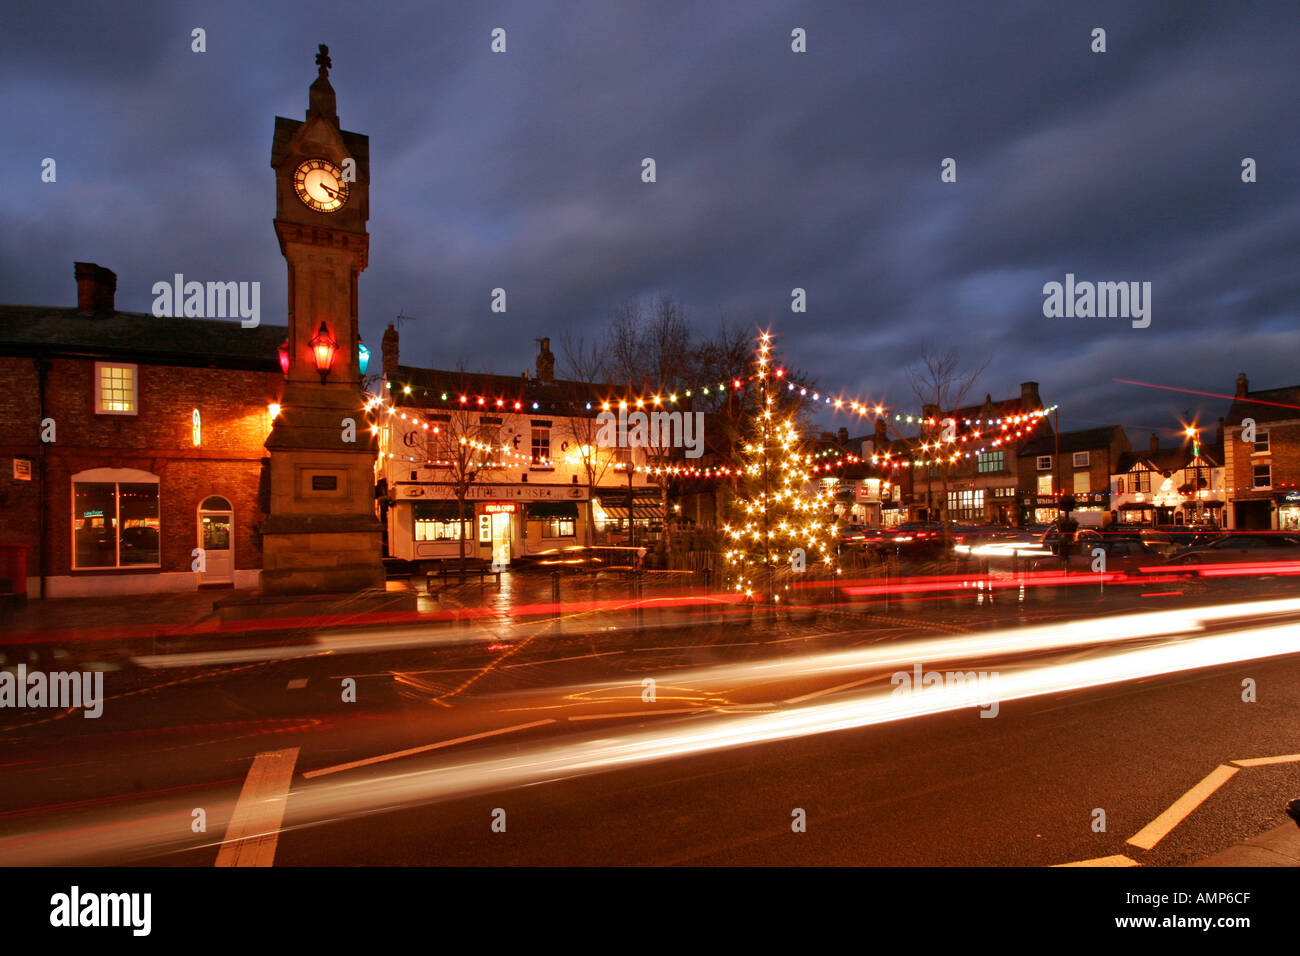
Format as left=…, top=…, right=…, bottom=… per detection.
left=945, top=489, right=984, bottom=521
left=542, top=518, right=576, bottom=538
left=94, top=362, right=137, bottom=415
left=413, top=518, right=471, bottom=541
left=72, top=469, right=159, bottom=568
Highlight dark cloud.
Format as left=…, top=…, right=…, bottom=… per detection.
left=1, top=0, right=1296, bottom=444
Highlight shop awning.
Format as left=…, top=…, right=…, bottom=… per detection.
left=595, top=491, right=664, bottom=521
left=526, top=501, right=579, bottom=519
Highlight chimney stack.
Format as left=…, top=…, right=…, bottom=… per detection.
left=74, top=262, right=116, bottom=315
left=1020, top=381, right=1041, bottom=411
left=874, top=418, right=888, bottom=443
left=837, top=427, right=849, bottom=446
left=536, top=337, right=555, bottom=383
left=1149, top=433, right=1159, bottom=454
left=1235, top=372, right=1249, bottom=398
left=381, top=323, right=400, bottom=380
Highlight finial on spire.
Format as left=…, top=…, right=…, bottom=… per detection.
left=315, top=44, right=331, bottom=77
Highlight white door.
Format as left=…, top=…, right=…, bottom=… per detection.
left=198, top=496, right=234, bottom=585
left=490, top=512, right=512, bottom=566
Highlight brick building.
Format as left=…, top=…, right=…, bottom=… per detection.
left=0, top=263, right=286, bottom=597
left=1223, top=373, right=1300, bottom=531
left=908, top=382, right=1054, bottom=526
left=1018, top=425, right=1131, bottom=526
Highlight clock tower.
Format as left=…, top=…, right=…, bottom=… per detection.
left=259, top=45, right=385, bottom=595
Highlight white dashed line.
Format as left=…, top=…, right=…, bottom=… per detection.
left=214, top=747, right=300, bottom=867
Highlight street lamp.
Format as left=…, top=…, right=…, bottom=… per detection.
left=309, top=322, right=337, bottom=385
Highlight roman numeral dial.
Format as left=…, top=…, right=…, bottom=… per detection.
left=293, top=158, right=349, bottom=213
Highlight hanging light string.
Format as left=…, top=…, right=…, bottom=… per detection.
left=379, top=363, right=1052, bottom=426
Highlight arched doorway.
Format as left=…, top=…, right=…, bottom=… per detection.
left=198, top=495, right=234, bottom=586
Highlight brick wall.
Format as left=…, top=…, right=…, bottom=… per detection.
left=0, top=354, right=282, bottom=584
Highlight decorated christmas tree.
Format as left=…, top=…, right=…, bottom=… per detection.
left=722, top=333, right=840, bottom=604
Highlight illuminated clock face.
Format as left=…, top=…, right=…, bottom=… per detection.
left=293, top=158, right=349, bottom=213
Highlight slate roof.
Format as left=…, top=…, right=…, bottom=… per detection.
left=1018, top=425, right=1124, bottom=458
left=0, top=304, right=286, bottom=372
left=1224, top=386, right=1300, bottom=427
left=1114, top=442, right=1222, bottom=476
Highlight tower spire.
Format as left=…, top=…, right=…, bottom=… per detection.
left=307, top=43, right=338, bottom=125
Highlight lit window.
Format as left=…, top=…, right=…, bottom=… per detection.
left=95, top=362, right=137, bottom=415
left=542, top=518, right=576, bottom=538
left=977, top=451, right=1003, bottom=473
left=72, top=469, right=159, bottom=568
left=531, top=427, right=551, bottom=465
left=413, top=518, right=471, bottom=541
left=1073, top=472, right=1090, bottom=495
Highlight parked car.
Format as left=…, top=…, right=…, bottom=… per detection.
left=1140, top=526, right=1223, bottom=557
left=1031, top=535, right=1164, bottom=573
left=1165, top=533, right=1300, bottom=565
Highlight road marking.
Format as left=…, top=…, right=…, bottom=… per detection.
left=1127, top=764, right=1239, bottom=851
left=286, top=678, right=307, bottom=689
left=569, top=707, right=709, bottom=721
left=302, top=719, right=555, bottom=778
left=784, top=674, right=882, bottom=704
left=503, top=651, right=624, bottom=668
left=214, top=747, right=300, bottom=867
left=1233, top=753, right=1300, bottom=767
left=1053, top=855, right=1141, bottom=867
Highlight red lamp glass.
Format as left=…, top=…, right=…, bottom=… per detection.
left=278, top=341, right=290, bottom=376
left=309, top=322, right=337, bottom=384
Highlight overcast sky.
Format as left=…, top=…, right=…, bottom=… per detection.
left=2, top=0, right=1297, bottom=445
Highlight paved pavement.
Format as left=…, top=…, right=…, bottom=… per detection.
left=1195, top=821, right=1300, bottom=866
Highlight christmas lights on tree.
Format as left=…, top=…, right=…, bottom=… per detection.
left=722, top=332, right=840, bottom=604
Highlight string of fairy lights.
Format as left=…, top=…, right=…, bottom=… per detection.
left=368, top=378, right=1061, bottom=478
left=380, top=368, right=1049, bottom=429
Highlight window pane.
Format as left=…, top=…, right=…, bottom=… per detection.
left=74, top=482, right=118, bottom=568
left=531, top=428, right=550, bottom=464
left=118, top=483, right=160, bottom=565
left=99, top=365, right=136, bottom=412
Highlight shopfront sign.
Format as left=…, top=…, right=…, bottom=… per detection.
left=397, top=483, right=589, bottom=501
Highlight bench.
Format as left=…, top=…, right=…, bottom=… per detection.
left=425, top=560, right=502, bottom=591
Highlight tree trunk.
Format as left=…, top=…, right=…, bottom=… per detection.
left=457, top=493, right=468, bottom=572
